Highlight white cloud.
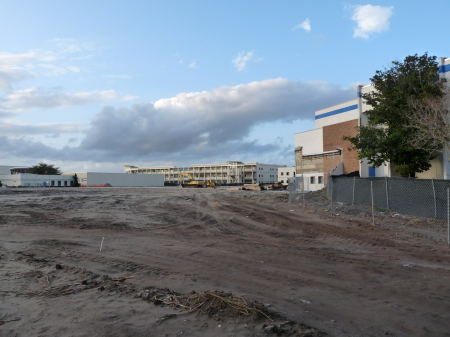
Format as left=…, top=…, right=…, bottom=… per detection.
left=0, top=78, right=355, bottom=165
left=38, top=63, right=80, bottom=76
left=79, top=78, right=354, bottom=158
left=103, top=74, right=132, bottom=79
left=189, top=62, right=198, bottom=69
left=351, top=5, right=393, bottom=39
left=232, top=51, right=258, bottom=72
left=0, top=44, right=98, bottom=91
left=293, top=18, right=311, bottom=32
left=0, top=88, right=136, bottom=113
left=49, top=38, right=96, bottom=54
left=0, top=51, right=58, bottom=90
left=0, top=51, right=56, bottom=65
left=0, top=122, right=86, bottom=135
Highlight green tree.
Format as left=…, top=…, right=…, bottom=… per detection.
left=28, top=162, right=62, bottom=175
left=73, top=173, right=80, bottom=187
left=345, top=53, right=445, bottom=177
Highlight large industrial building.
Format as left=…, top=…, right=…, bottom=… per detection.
left=124, top=161, right=285, bottom=185
left=0, top=165, right=74, bottom=187
left=0, top=165, right=164, bottom=188
left=295, top=56, right=450, bottom=189
left=62, top=172, right=164, bottom=187
left=0, top=173, right=74, bottom=187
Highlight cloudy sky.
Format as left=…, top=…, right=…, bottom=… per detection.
left=0, top=1, right=448, bottom=172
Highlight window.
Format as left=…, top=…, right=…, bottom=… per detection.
left=281, top=172, right=284, bottom=176
left=294, top=172, right=296, bottom=176
left=286, top=172, right=289, bottom=176
left=281, top=180, right=284, bottom=183
left=310, top=176, right=315, bottom=184
left=318, top=176, right=323, bottom=184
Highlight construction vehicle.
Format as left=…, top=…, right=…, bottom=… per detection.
left=179, top=172, right=204, bottom=188
left=205, top=180, right=216, bottom=188
left=268, top=181, right=288, bottom=191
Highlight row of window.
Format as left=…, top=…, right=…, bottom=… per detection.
left=258, top=167, right=278, bottom=171
left=309, top=176, right=324, bottom=184
left=2, top=180, right=73, bottom=187
left=280, top=172, right=295, bottom=176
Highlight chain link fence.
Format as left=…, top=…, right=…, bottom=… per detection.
left=290, top=176, right=450, bottom=244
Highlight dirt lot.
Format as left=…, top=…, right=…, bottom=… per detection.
left=1, top=187, right=450, bottom=337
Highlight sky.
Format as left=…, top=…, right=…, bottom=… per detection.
left=0, top=0, right=448, bottom=173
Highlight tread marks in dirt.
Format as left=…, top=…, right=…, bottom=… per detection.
left=25, top=243, right=169, bottom=278
left=6, top=248, right=328, bottom=336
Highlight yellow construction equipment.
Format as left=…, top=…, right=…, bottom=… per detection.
left=205, top=180, right=216, bottom=188
left=179, top=172, right=204, bottom=188
left=268, top=182, right=288, bottom=190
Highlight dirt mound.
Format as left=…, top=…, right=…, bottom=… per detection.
left=138, top=288, right=326, bottom=336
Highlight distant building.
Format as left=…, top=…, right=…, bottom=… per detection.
left=278, top=167, right=295, bottom=185
left=0, top=173, right=74, bottom=187
left=124, top=161, right=286, bottom=185
left=62, top=172, right=164, bottom=187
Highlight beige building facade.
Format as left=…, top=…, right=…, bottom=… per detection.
left=124, top=161, right=285, bottom=185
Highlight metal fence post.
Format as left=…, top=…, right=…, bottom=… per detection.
left=330, top=177, right=333, bottom=210
left=371, top=181, right=375, bottom=226
left=432, top=179, right=437, bottom=218
left=385, top=176, right=389, bottom=210
left=352, top=177, right=355, bottom=205
left=302, top=174, right=305, bottom=207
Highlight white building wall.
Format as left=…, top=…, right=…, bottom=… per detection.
left=439, top=57, right=450, bottom=80
left=359, top=84, right=375, bottom=126
left=278, top=166, right=295, bottom=185
left=294, top=128, right=323, bottom=155
left=63, top=172, right=164, bottom=187
left=125, top=162, right=284, bottom=185
left=315, top=99, right=359, bottom=128
left=255, top=164, right=281, bottom=184
left=0, top=174, right=73, bottom=187
left=301, top=172, right=325, bottom=191
left=0, top=166, right=13, bottom=175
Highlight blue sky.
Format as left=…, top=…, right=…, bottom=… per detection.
left=0, top=1, right=448, bottom=172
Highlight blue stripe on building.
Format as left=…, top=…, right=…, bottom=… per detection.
left=439, top=64, right=450, bottom=73
left=315, top=104, right=358, bottom=120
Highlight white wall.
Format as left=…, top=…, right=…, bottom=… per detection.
left=255, top=164, right=282, bottom=184
left=439, top=57, right=450, bottom=80
left=301, top=172, right=325, bottom=191
left=64, top=172, right=164, bottom=187
left=359, top=85, right=376, bottom=126
left=278, top=166, right=295, bottom=185
left=315, top=98, right=359, bottom=129
left=294, top=128, right=323, bottom=155
left=0, top=166, right=13, bottom=175
left=0, top=174, right=73, bottom=187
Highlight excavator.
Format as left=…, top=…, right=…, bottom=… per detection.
left=179, top=173, right=217, bottom=188
left=205, top=180, right=216, bottom=188
left=179, top=172, right=204, bottom=188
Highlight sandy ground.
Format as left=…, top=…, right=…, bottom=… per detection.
left=1, top=187, right=450, bottom=337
